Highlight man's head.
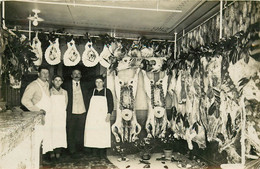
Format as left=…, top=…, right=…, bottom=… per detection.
left=52, top=75, right=63, bottom=89
left=38, top=66, right=49, bottom=82
left=71, top=69, right=82, bottom=82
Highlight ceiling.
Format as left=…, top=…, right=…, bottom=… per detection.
left=4, top=0, right=220, bottom=40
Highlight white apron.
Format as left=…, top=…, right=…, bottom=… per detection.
left=50, top=94, right=67, bottom=149
left=35, top=81, right=52, bottom=154
left=84, top=89, right=111, bottom=148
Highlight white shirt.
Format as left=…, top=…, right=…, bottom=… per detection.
left=21, top=78, right=50, bottom=111
left=72, top=80, right=86, bottom=114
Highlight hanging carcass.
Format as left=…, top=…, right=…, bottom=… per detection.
left=142, top=70, right=170, bottom=138
left=111, top=68, right=142, bottom=142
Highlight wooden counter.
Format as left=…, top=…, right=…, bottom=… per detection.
left=0, top=111, right=44, bottom=169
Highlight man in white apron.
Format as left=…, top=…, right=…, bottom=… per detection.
left=84, top=75, right=114, bottom=159
left=21, top=66, right=52, bottom=156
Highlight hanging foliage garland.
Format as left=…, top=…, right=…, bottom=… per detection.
left=1, top=30, right=36, bottom=88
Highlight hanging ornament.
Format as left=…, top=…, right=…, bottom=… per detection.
left=63, top=39, right=80, bottom=66
left=82, top=41, right=100, bottom=67
left=45, top=38, right=61, bottom=65
left=31, top=32, right=43, bottom=66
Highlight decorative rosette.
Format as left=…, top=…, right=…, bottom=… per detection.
left=31, top=32, right=42, bottom=66
left=63, top=39, right=81, bottom=66
left=45, top=38, right=61, bottom=65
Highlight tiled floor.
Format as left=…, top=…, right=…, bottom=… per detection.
left=41, top=152, right=209, bottom=169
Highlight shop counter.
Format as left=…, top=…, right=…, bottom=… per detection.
left=0, top=111, right=44, bottom=169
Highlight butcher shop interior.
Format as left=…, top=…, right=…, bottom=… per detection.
left=0, top=0, right=259, bottom=169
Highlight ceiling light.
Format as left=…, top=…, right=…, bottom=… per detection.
left=33, top=20, right=38, bottom=26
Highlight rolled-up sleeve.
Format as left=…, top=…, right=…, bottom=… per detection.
left=106, top=89, right=114, bottom=114
left=21, top=83, right=41, bottom=112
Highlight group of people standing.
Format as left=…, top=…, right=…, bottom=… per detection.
left=21, top=66, right=114, bottom=160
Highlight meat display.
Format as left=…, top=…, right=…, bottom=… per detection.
left=99, top=44, right=114, bottom=68
left=111, top=68, right=142, bottom=142
left=45, top=38, right=61, bottom=65
left=141, top=70, right=170, bottom=138
left=63, top=39, right=80, bottom=66
left=31, top=32, right=42, bottom=66
left=82, top=41, right=100, bottom=67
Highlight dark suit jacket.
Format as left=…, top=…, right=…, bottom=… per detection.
left=63, top=80, right=89, bottom=119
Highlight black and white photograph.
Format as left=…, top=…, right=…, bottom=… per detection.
left=0, top=0, right=259, bottom=169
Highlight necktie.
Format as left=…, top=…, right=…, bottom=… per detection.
left=76, top=82, right=79, bottom=87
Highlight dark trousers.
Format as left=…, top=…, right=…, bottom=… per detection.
left=91, top=148, right=107, bottom=158
left=67, top=113, right=86, bottom=154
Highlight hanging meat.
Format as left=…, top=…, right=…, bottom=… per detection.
left=168, top=68, right=206, bottom=150
left=128, top=40, right=142, bottom=58
left=99, top=44, right=114, bottom=68
left=228, top=57, right=260, bottom=160
left=0, top=28, right=7, bottom=54
left=141, top=57, right=166, bottom=73
left=113, top=41, right=126, bottom=59
left=200, top=56, right=223, bottom=142
left=45, top=38, right=61, bottom=65
left=141, top=46, right=154, bottom=58
left=63, top=39, right=80, bottom=66
left=111, top=68, right=142, bottom=142
left=82, top=41, right=100, bottom=67
left=31, top=32, right=42, bottom=66
left=168, top=69, right=189, bottom=145
left=141, top=70, right=170, bottom=138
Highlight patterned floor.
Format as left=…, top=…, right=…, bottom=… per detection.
left=41, top=153, right=119, bottom=169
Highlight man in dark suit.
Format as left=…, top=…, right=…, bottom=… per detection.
left=63, top=68, right=89, bottom=158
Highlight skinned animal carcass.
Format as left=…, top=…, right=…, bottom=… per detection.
left=142, top=70, right=170, bottom=138
left=111, top=68, right=142, bottom=142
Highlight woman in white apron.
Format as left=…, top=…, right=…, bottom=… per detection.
left=50, top=75, right=68, bottom=159
left=84, top=75, right=114, bottom=159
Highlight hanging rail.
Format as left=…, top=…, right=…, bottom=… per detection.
left=9, top=28, right=175, bottom=43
